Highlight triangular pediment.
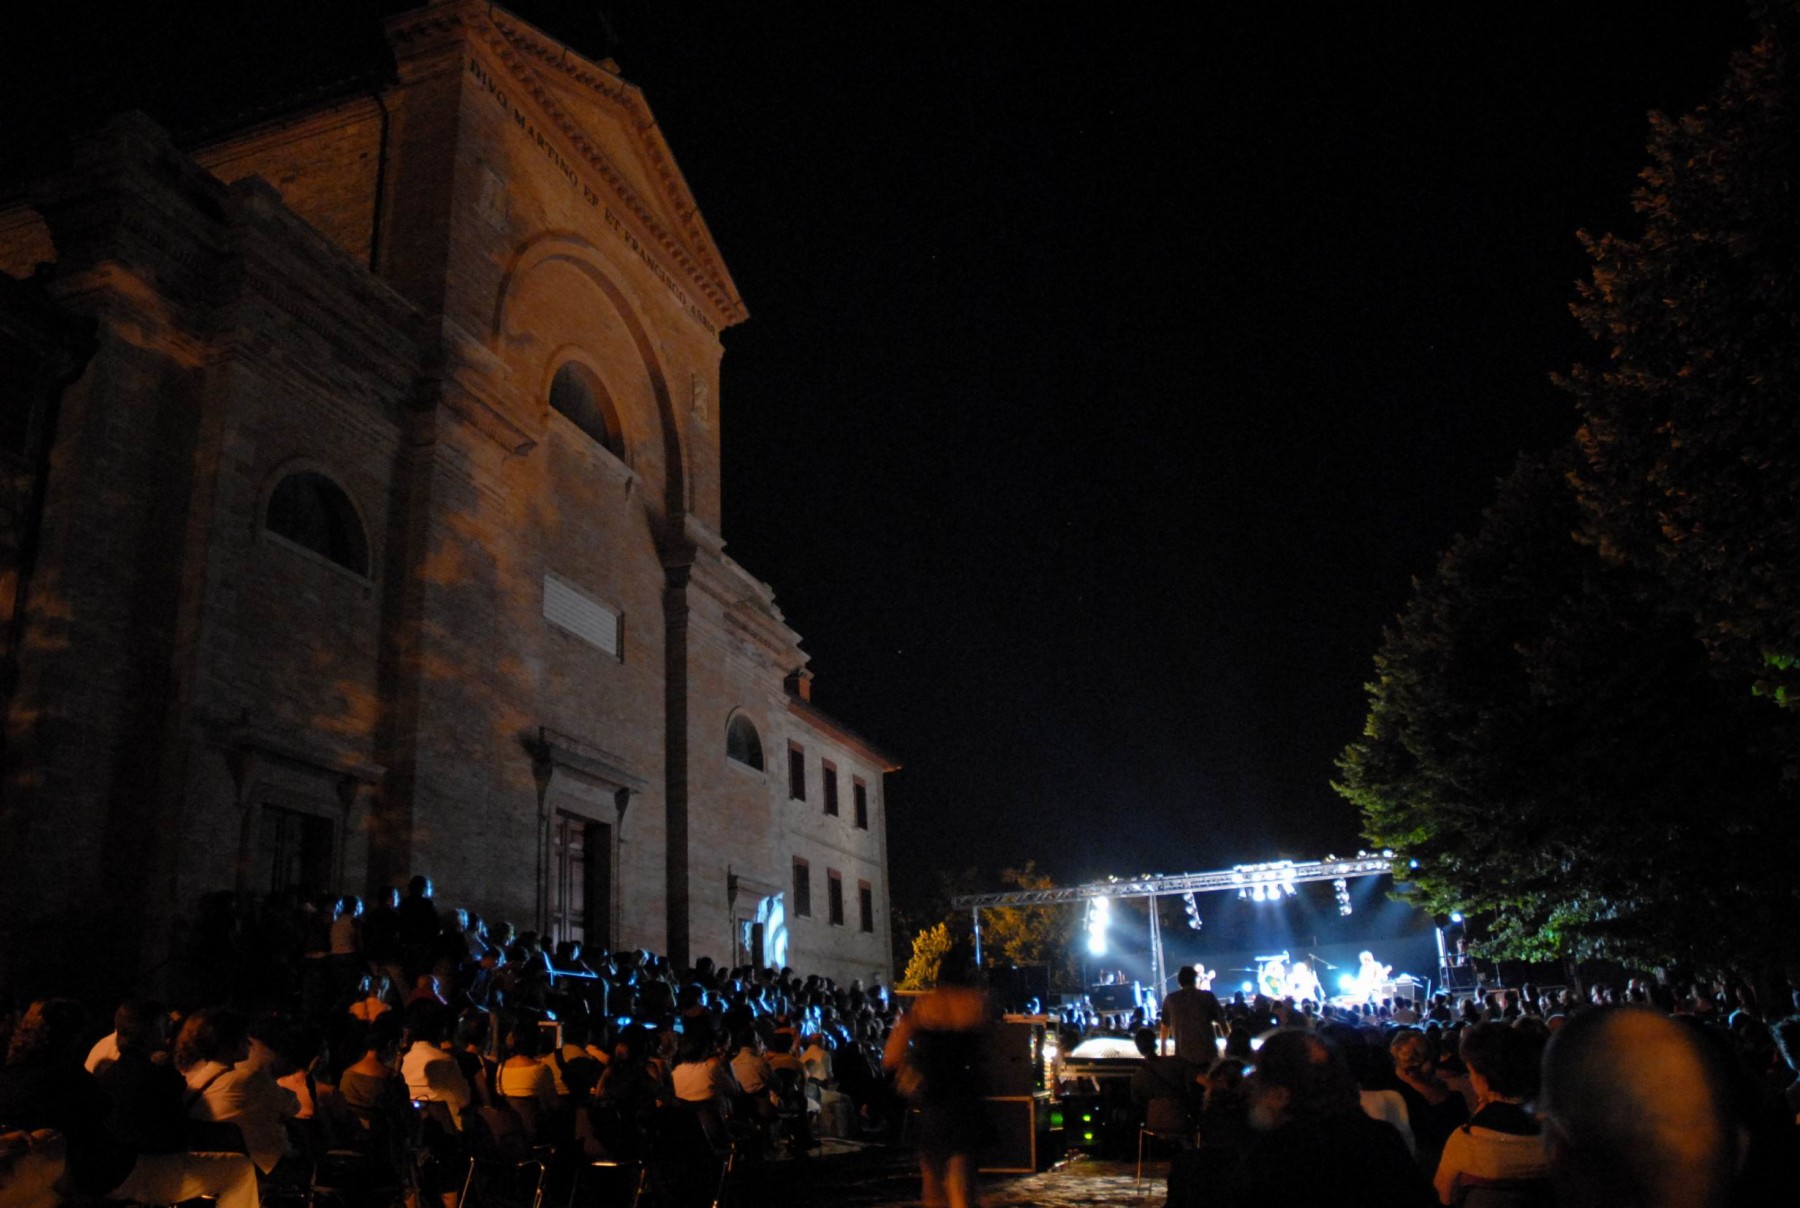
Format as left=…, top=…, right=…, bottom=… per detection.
left=395, top=1, right=746, bottom=329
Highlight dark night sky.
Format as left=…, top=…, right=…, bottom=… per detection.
left=3, top=3, right=1757, bottom=908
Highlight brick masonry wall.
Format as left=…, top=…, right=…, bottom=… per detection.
left=780, top=725, right=895, bottom=987
left=196, top=101, right=387, bottom=270
left=0, top=3, right=889, bottom=998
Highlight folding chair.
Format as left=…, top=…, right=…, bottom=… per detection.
left=1135, top=1097, right=1192, bottom=1195
left=460, top=1105, right=546, bottom=1208
left=563, top=1156, right=647, bottom=1208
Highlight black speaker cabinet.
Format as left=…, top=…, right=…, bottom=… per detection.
left=984, top=1017, right=1046, bottom=1096
left=978, top=1092, right=1053, bottom=1173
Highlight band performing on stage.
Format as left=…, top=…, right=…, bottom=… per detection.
left=1079, top=947, right=1413, bottom=1033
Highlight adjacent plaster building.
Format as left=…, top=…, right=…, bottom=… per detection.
left=0, top=0, right=896, bottom=997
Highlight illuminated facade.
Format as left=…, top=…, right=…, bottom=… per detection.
left=0, top=0, right=894, bottom=995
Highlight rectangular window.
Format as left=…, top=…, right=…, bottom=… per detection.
left=788, top=744, right=806, bottom=801
left=258, top=804, right=334, bottom=895
left=828, top=869, right=845, bottom=927
left=858, top=880, right=874, bottom=934
left=543, top=573, right=621, bottom=659
left=793, top=858, right=811, bottom=918
left=853, top=779, right=869, bottom=830
left=822, top=761, right=839, bottom=816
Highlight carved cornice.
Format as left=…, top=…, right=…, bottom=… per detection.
left=533, top=725, right=648, bottom=794
left=470, top=5, right=747, bottom=329
left=728, top=870, right=783, bottom=908
left=786, top=695, right=902, bottom=773
left=200, top=708, right=386, bottom=785
left=383, top=2, right=473, bottom=71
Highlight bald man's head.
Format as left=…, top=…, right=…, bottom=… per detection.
left=1539, top=1006, right=1741, bottom=1208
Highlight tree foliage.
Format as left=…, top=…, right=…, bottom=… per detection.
left=899, top=922, right=954, bottom=990
left=890, top=862, right=1080, bottom=990
left=974, top=862, right=1079, bottom=987
left=1564, top=12, right=1800, bottom=707
left=1337, top=453, right=1800, bottom=973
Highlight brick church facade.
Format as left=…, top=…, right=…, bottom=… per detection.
left=0, top=0, right=895, bottom=997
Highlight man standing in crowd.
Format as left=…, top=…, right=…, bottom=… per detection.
left=1161, top=964, right=1226, bottom=1061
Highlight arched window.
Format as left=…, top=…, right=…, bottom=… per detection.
left=726, top=713, right=765, bottom=770
left=549, top=361, right=624, bottom=457
left=265, top=471, right=369, bottom=576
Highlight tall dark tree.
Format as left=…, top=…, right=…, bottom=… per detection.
left=1337, top=452, right=1799, bottom=973
left=1564, top=6, right=1800, bottom=708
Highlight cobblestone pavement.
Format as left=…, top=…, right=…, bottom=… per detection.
left=754, top=1141, right=1171, bottom=1207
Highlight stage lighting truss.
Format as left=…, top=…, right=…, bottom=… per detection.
left=949, top=854, right=1394, bottom=910
left=1230, top=859, right=1299, bottom=904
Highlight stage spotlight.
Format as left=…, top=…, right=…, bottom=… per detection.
left=1333, top=877, right=1352, bottom=916
left=1086, top=896, right=1110, bottom=956
left=1281, top=880, right=1296, bottom=897
left=1182, top=892, right=1203, bottom=931
left=1338, top=974, right=1357, bottom=993
left=1450, top=911, right=1464, bottom=923
left=1251, top=884, right=1267, bottom=902
left=1237, top=888, right=1248, bottom=901
left=1241, top=981, right=1254, bottom=994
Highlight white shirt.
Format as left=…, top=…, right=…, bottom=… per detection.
left=1360, top=1088, right=1416, bottom=1155
left=1434, top=1115, right=1547, bottom=1204
left=84, top=1031, right=121, bottom=1075
left=731, top=1046, right=775, bottom=1095
left=401, top=1041, right=471, bottom=1124
left=184, top=1060, right=300, bottom=1174
left=672, top=1056, right=739, bottom=1106
left=800, top=1042, right=832, bottom=1086
left=499, top=1060, right=558, bottom=1113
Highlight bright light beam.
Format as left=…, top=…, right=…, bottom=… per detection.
left=1086, top=896, right=1110, bottom=956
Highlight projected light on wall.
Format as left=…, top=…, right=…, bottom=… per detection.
left=759, top=895, right=787, bottom=969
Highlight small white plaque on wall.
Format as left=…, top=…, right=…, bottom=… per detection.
left=543, top=573, right=621, bottom=659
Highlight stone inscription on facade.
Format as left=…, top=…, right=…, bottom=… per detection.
left=604, top=208, right=716, bottom=335
left=470, top=57, right=602, bottom=206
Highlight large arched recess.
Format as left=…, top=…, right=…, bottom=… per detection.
left=493, top=233, right=686, bottom=526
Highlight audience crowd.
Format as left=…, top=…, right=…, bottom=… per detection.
left=3, top=876, right=1799, bottom=1208
left=0, top=875, right=904, bottom=1207
left=1131, top=976, right=1800, bottom=1208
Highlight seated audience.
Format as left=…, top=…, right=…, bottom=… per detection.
left=176, top=1007, right=300, bottom=1175
left=401, top=1005, right=471, bottom=1126
left=1433, top=1022, right=1547, bottom=1204
left=1392, top=1027, right=1469, bottom=1175
left=1223, top=1028, right=1435, bottom=1205
left=1130, top=1026, right=1200, bottom=1116
left=497, top=1022, right=559, bottom=1119
left=0, top=998, right=259, bottom=1208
